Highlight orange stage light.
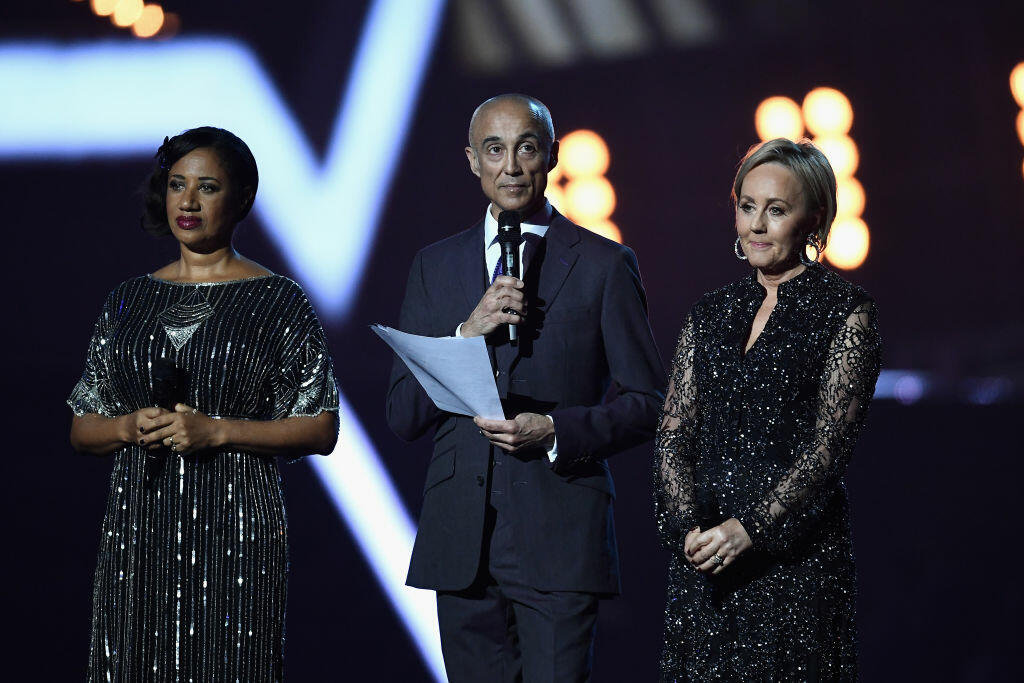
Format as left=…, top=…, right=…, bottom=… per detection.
left=824, top=217, right=869, bottom=270
left=802, top=87, right=854, bottom=137
left=90, top=0, right=119, bottom=17
left=1011, top=62, right=1024, bottom=109
left=132, top=4, right=164, bottom=38
left=755, top=96, right=804, bottom=141
left=586, top=220, right=622, bottom=244
left=559, top=130, right=610, bottom=179
left=565, top=177, right=616, bottom=225
left=836, top=177, right=865, bottom=219
left=813, top=134, right=859, bottom=179
left=113, top=0, right=144, bottom=27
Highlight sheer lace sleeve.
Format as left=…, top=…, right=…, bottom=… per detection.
left=653, top=314, right=702, bottom=550
left=739, top=299, right=880, bottom=554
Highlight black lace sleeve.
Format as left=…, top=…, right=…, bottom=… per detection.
left=739, top=300, right=881, bottom=554
left=653, top=314, right=702, bottom=550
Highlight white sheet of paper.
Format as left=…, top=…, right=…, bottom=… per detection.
left=371, top=324, right=505, bottom=420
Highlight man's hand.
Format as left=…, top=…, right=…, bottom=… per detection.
left=460, top=275, right=526, bottom=338
left=474, top=413, right=554, bottom=454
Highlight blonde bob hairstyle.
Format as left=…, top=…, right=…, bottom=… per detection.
left=730, top=138, right=837, bottom=251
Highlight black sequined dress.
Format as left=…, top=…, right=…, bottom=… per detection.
left=654, top=264, right=880, bottom=681
left=69, top=274, right=339, bottom=682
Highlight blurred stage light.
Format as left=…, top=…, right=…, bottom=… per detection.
left=825, top=217, right=869, bottom=270
left=755, top=96, right=804, bottom=141
left=131, top=5, right=164, bottom=38
left=565, top=177, right=616, bottom=224
left=113, top=0, right=144, bottom=28
left=586, top=219, right=622, bottom=243
left=559, top=129, right=610, bottom=178
left=1015, top=64, right=1024, bottom=180
left=802, top=87, right=853, bottom=137
left=1011, top=62, right=1024, bottom=108
left=754, top=87, right=869, bottom=269
left=545, top=182, right=566, bottom=213
left=812, top=134, right=859, bottom=179
left=546, top=129, right=622, bottom=243
left=90, top=0, right=118, bottom=16
left=835, top=177, right=865, bottom=219
left=1, top=2, right=448, bottom=674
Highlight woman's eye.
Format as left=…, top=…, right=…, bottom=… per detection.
left=199, top=184, right=218, bottom=192
left=768, top=206, right=784, bottom=216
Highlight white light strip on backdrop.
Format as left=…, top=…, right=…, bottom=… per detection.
left=0, top=2, right=447, bottom=678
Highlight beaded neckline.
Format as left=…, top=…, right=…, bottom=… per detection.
left=146, top=273, right=276, bottom=286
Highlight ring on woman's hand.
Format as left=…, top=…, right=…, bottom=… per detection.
left=166, top=437, right=175, bottom=447
left=712, top=553, right=725, bottom=566
left=191, top=408, right=198, bottom=415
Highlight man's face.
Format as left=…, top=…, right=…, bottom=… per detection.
left=465, top=100, right=558, bottom=219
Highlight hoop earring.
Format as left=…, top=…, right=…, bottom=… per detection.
left=734, top=236, right=747, bottom=261
left=800, top=237, right=821, bottom=266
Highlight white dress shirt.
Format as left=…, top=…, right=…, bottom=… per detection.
left=457, top=203, right=558, bottom=462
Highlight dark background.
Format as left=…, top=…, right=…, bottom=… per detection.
left=3, top=1, right=1022, bottom=680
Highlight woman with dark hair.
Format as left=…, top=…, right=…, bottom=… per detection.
left=654, top=138, right=881, bottom=681
left=69, top=127, right=340, bottom=681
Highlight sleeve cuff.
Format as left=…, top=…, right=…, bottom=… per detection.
left=455, top=323, right=464, bottom=337
left=545, top=415, right=558, bottom=463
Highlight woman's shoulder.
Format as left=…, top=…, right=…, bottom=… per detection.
left=690, top=272, right=755, bottom=316
left=815, top=266, right=874, bottom=309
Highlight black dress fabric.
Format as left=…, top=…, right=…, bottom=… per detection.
left=69, top=274, right=339, bottom=682
left=654, top=263, right=881, bottom=681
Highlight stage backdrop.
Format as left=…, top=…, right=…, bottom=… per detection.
left=2, top=1, right=1022, bottom=680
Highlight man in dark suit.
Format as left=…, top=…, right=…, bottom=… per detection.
left=386, top=94, right=665, bottom=682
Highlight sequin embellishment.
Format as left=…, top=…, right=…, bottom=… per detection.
left=158, top=286, right=215, bottom=350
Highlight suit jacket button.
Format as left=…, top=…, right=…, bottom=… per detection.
left=476, top=475, right=485, bottom=486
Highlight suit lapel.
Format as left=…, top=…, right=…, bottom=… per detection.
left=454, top=220, right=487, bottom=314
left=535, top=213, right=580, bottom=313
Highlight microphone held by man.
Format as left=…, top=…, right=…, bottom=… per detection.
left=496, top=209, right=522, bottom=343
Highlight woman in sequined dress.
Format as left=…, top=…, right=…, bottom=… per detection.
left=654, top=138, right=881, bottom=681
left=68, top=127, right=339, bottom=681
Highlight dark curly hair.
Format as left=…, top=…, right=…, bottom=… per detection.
left=141, top=126, right=259, bottom=236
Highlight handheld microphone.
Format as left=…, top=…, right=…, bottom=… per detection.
left=496, top=210, right=522, bottom=344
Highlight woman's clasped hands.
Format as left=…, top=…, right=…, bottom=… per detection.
left=684, top=518, right=753, bottom=575
left=137, top=404, right=220, bottom=454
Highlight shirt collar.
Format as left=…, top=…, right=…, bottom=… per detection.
left=484, top=200, right=553, bottom=247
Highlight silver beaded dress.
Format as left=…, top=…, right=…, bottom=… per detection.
left=654, top=264, right=880, bottom=681
left=68, top=274, right=339, bottom=682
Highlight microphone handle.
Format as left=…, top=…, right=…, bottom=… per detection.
left=503, top=243, right=520, bottom=343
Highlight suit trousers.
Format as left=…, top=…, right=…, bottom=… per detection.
left=436, top=449, right=600, bottom=683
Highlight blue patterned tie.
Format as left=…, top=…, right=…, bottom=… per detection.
left=491, top=232, right=541, bottom=284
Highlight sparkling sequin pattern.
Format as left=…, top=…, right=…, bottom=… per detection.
left=69, top=274, right=339, bottom=682
left=653, top=264, right=880, bottom=681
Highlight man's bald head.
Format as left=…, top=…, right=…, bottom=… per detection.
left=468, top=94, right=555, bottom=150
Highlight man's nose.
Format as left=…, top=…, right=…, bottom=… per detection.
left=502, top=150, right=522, bottom=175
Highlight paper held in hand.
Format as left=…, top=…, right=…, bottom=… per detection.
left=371, top=324, right=505, bottom=420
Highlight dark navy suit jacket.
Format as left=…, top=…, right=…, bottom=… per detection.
left=386, top=212, right=665, bottom=594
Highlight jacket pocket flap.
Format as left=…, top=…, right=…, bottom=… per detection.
left=424, top=447, right=456, bottom=492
